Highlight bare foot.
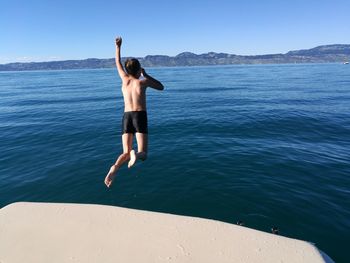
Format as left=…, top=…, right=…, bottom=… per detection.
left=128, top=150, right=137, bottom=168
left=104, top=165, right=117, bottom=188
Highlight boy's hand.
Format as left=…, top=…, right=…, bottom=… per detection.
left=141, top=68, right=147, bottom=77
left=115, top=37, right=122, bottom=47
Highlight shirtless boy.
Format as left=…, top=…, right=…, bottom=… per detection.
left=104, top=37, right=164, bottom=188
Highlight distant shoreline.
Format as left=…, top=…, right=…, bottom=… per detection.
left=0, top=62, right=345, bottom=74
left=1, top=44, right=349, bottom=72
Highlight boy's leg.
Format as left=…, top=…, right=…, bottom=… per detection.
left=128, top=133, right=148, bottom=168
left=104, top=152, right=129, bottom=187
left=104, top=133, right=133, bottom=187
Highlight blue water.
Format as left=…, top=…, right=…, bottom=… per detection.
left=1, top=64, right=349, bottom=262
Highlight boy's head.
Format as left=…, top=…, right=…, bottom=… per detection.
left=125, top=58, right=141, bottom=78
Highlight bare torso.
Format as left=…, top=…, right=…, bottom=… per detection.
left=122, top=77, right=146, bottom=112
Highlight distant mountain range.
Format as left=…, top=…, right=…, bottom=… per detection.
left=1, top=44, right=349, bottom=71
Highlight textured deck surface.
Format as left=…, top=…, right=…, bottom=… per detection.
left=0, top=202, right=333, bottom=263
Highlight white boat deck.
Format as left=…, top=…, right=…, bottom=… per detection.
left=0, top=202, right=334, bottom=263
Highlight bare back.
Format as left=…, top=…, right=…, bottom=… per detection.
left=115, top=37, right=163, bottom=112
left=122, top=77, right=147, bottom=112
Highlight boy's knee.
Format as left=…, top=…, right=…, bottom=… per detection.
left=122, top=152, right=130, bottom=158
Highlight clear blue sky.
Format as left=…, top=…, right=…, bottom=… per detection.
left=1, top=0, right=349, bottom=63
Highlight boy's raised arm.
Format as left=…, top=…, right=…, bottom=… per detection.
left=115, top=37, right=128, bottom=80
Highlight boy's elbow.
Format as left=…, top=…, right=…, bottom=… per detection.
left=158, top=83, right=164, bottom=90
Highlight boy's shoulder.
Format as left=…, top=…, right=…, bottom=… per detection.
left=122, top=76, right=143, bottom=87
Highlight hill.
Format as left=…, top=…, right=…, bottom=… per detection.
left=0, top=44, right=349, bottom=71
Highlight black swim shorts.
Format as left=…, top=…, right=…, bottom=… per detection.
left=122, top=111, right=148, bottom=134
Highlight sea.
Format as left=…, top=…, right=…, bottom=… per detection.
left=0, top=64, right=349, bottom=262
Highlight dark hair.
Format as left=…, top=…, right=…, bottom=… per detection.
left=125, top=58, right=141, bottom=77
